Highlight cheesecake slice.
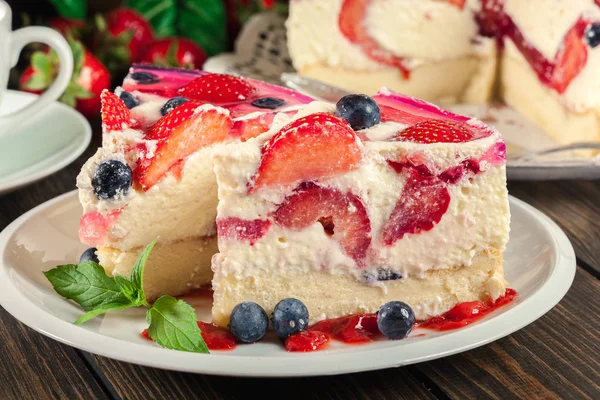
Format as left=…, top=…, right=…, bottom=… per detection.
left=76, top=65, right=313, bottom=300
left=287, top=0, right=600, bottom=147
left=286, top=0, right=498, bottom=105
left=211, top=89, right=510, bottom=327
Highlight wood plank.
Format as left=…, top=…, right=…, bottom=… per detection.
left=417, top=268, right=600, bottom=399
left=509, top=180, right=600, bottom=273
left=0, top=307, right=109, bottom=400
left=87, top=354, right=435, bottom=400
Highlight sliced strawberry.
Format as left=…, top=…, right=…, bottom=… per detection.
left=250, top=113, right=362, bottom=191
left=101, top=91, right=131, bottom=132
left=229, top=113, right=276, bottom=141
left=551, top=17, right=588, bottom=94
left=382, top=168, right=450, bottom=245
left=146, top=100, right=204, bottom=140
left=339, top=0, right=410, bottom=77
left=216, top=217, right=272, bottom=243
left=393, top=119, right=474, bottom=144
left=179, top=74, right=256, bottom=104
left=272, top=182, right=371, bottom=265
left=135, top=108, right=232, bottom=190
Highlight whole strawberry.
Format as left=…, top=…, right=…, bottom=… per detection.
left=19, top=38, right=110, bottom=119
left=139, top=38, right=207, bottom=69
left=95, top=7, right=154, bottom=71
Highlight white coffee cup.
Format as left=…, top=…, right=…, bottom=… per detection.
left=0, top=0, right=73, bottom=135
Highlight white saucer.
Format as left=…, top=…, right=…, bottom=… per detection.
left=0, top=191, right=576, bottom=377
left=0, top=90, right=91, bottom=195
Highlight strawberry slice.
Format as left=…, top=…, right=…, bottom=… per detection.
left=216, top=217, right=272, bottom=243
left=146, top=100, right=204, bottom=140
left=382, top=168, right=450, bottom=245
left=250, top=113, right=362, bottom=192
left=229, top=113, right=276, bottom=141
left=135, top=108, right=232, bottom=190
left=179, top=73, right=256, bottom=104
left=339, top=0, right=410, bottom=77
left=272, top=182, right=371, bottom=265
left=551, top=17, right=588, bottom=94
left=101, top=91, right=131, bottom=132
left=393, top=119, right=474, bottom=144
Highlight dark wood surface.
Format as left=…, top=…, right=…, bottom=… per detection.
left=1, top=125, right=599, bottom=400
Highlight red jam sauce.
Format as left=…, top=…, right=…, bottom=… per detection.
left=141, top=321, right=237, bottom=351
left=285, top=288, right=517, bottom=352
left=418, top=288, right=517, bottom=331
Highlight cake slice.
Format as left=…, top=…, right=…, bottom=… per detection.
left=286, top=0, right=498, bottom=104
left=76, top=65, right=313, bottom=300
left=211, top=89, right=510, bottom=327
left=287, top=0, right=600, bottom=147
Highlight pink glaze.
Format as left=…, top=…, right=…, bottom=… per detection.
left=79, top=210, right=121, bottom=247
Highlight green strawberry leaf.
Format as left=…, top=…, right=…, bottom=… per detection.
left=125, top=0, right=177, bottom=38
left=177, top=0, right=226, bottom=56
left=43, top=261, right=129, bottom=312
left=49, top=0, right=86, bottom=20
left=146, top=296, right=209, bottom=353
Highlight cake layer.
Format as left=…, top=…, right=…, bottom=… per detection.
left=212, top=248, right=506, bottom=327
left=97, top=236, right=217, bottom=300
left=501, top=42, right=600, bottom=145
left=298, top=52, right=497, bottom=104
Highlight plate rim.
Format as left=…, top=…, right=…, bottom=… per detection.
left=0, top=90, right=92, bottom=194
left=0, top=191, right=576, bottom=377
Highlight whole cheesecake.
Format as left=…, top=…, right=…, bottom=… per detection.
left=77, top=65, right=510, bottom=328
left=286, top=0, right=600, bottom=146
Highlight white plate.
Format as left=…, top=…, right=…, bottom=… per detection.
left=0, top=191, right=576, bottom=377
left=205, top=12, right=600, bottom=181
left=0, top=90, right=91, bottom=195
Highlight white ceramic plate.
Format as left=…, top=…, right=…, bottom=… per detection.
left=0, top=191, right=575, bottom=377
left=0, top=90, right=91, bottom=195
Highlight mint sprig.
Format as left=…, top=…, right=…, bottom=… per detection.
left=44, top=239, right=209, bottom=354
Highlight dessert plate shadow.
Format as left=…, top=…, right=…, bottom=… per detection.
left=0, top=91, right=91, bottom=195
left=0, top=191, right=575, bottom=377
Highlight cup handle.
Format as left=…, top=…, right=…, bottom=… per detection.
left=1, top=27, right=73, bottom=127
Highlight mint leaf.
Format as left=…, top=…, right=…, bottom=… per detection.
left=74, top=298, right=135, bottom=325
left=147, top=296, right=209, bottom=354
left=114, top=276, right=143, bottom=304
left=44, top=262, right=129, bottom=311
left=129, top=239, right=157, bottom=304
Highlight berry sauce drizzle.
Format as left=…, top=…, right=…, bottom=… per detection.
left=285, top=288, right=517, bottom=352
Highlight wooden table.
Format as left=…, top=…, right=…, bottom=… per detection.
left=1, top=125, right=599, bottom=400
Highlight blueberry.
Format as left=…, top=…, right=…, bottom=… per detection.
left=251, top=97, right=285, bottom=110
left=79, top=247, right=99, bottom=264
left=160, top=97, right=189, bottom=116
left=335, top=94, right=381, bottom=130
left=129, top=71, right=159, bottom=84
left=119, top=91, right=140, bottom=109
left=271, top=298, right=309, bottom=338
left=586, top=23, right=600, bottom=48
left=228, top=302, right=269, bottom=343
left=377, top=301, right=415, bottom=340
left=92, top=160, right=132, bottom=200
